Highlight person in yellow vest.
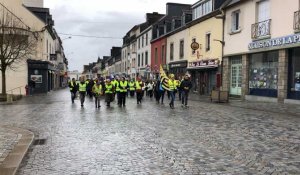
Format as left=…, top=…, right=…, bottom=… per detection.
left=136, top=77, right=144, bottom=104
left=79, top=77, right=87, bottom=107
left=104, top=79, right=114, bottom=107
left=129, top=79, right=135, bottom=97
left=68, top=78, right=78, bottom=104
left=119, top=77, right=128, bottom=107
left=168, top=74, right=176, bottom=109
left=92, top=80, right=103, bottom=108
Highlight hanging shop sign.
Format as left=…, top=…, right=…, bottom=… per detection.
left=188, top=59, right=219, bottom=69
left=191, top=41, right=200, bottom=50
left=249, top=34, right=300, bottom=50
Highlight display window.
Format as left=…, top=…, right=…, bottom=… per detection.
left=249, top=51, right=278, bottom=97
left=288, top=48, right=300, bottom=100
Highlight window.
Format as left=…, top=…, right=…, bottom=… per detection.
left=142, top=53, right=144, bottom=66
left=206, top=33, right=211, bottom=51
left=155, top=48, right=158, bottom=64
left=192, top=0, right=212, bottom=19
left=232, top=10, right=240, bottom=32
left=162, top=45, right=165, bottom=63
left=146, top=33, right=148, bottom=46
left=257, top=0, right=270, bottom=22
left=138, top=54, right=140, bottom=67
left=138, top=38, right=140, bottom=49
left=145, top=51, right=148, bottom=65
left=170, top=43, right=174, bottom=61
left=192, top=38, right=196, bottom=54
left=142, top=36, right=144, bottom=48
left=180, top=40, right=184, bottom=58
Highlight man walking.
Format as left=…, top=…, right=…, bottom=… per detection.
left=78, top=77, right=87, bottom=107
left=92, top=81, right=103, bottom=108
left=180, top=74, right=193, bottom=108
left=69, top=78, right=78, bottom=103
left=104, top=79, right=114, bottom=107
left=136, top=78, right=144, bottom=104
left=119, top=77, right=128, bottom=107
left=168, top=74, right=176, bottom=109
left=129, top=79, right=135, bottom=97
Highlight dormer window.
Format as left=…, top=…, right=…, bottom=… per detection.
left=192, top=0, right=213, bottom=20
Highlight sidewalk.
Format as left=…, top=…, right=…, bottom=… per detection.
left=187, top=92, right=300, bottom=117
left=0, top=126, right=34, bottom=175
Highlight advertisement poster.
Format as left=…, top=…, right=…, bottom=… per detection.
left=31, top=75, right=42, bottom=83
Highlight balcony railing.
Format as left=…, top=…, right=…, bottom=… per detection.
left=294, top=10, right=300, bottom=31
left=251, top=19, right=271, bottom=39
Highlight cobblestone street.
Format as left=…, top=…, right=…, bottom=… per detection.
left=0, top=89, right=299, bottom=175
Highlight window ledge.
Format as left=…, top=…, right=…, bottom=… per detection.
left=229, top=29, right=242, bottom=35
left=252, top=35, right=271, bottom=41
left=294, top=29, right=300, bottom=34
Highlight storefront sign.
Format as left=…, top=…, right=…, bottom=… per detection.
left=188, top=59, right=219, bottom=69
left=169, top=61, right=187, bottom=69
left=249, top=34, right=300, bottom=50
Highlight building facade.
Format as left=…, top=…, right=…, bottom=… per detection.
left=222, top=0, right=300, bottom=103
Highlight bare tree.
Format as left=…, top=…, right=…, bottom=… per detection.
left=0, top=4, right=39, bottom=95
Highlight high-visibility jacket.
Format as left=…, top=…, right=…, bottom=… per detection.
left=119, top=81, right=128, bottom=92
left=79, top=83, right=87, bottom=92
left=175, top=80, right=180, bottom=88
left=105, top=84, right=113, bottom=94
left=168, top=80, right=176, bottom=91
left=136, top=81, right=143, bottom=90
left=113, top=80, right=120, bottom=92
left=93, top=84, right=102, bottom=95
left=129, top=82, right=135, bottom=91
left=69, top=81, right=77, bottom=91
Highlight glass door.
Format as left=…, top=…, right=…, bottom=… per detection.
left=230, top=57, right=242, bottom=95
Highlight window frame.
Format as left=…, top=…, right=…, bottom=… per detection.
left=179, top=39, right=184, bottom=59
left=170, top=42, right=174, bottom=61
left=205, top=33, right=211, bottom=52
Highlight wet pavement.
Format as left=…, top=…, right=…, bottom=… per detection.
left=0, top=89, right=299, bottom=175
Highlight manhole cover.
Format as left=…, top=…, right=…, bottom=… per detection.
left=33, top=139, right=47, bottom=145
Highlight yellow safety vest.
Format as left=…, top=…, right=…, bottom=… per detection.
left=119, top=81, right=128, bottom=93
left=168, top=80, right=175, bottom=91
left=105, top=84, right=113, bottom=94
left=129, top=82, right=135, bottom=91
left=69, top=81, right=76, bottom=91
left=93, top=84, right=102, bottom=95
left=79, top=83, right=87, bottom=92
left=136, top=81, right=142, bottom=90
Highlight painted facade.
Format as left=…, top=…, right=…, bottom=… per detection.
left=222, top=0, right=300, bottom=104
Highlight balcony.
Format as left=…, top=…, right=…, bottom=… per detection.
left=294, top=10, right=300, bottom=31
left=251, top=19, right=271, bottom=40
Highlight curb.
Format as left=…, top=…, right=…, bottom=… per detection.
left=0, top=126, right=34, bottom=175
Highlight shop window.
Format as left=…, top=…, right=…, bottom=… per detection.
left=249, top=51, right=278, bottom=97
left=288, top=48, right=300, bottom=100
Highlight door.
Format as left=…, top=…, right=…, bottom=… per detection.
left=230, top=57, right=242, bottom=95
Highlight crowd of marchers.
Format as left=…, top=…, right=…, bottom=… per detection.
left=68, top=74, right=192, bottom=109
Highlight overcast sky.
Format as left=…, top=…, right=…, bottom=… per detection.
left=44, top=0, right=196, bottom=72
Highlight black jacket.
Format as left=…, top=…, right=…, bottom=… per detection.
left=180, top=79, right=192, bottom=92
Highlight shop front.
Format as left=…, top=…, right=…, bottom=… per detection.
left=168, top=60, right=188, bottom=79
left=27, top=59, right=55, bottom=94
left=187, top=59, right=219, bottom=95
left=288, top=47, right=300, bottom=100
left=248, top=51, right=279, bottom=98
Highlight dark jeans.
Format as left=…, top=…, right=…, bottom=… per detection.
left=182, top=91, right=189, bottom=106
left=156, top=90, right=165, bottom=103
left=119, top=92, right=126, bottom=106
left=148, top=90, right=153, bottom=98
left=117, top=92, right=121, bottom=105
left=71, top=91, right=76, bottom=103
left=169, top=91, right=175, bottom=107
left=94, top=95, right=101, bottom=107
left=79, top=92, right=85, bottom=105
left=130, top=91, right=135, bottom=97
left=136, top=91, right=143, bottom=103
